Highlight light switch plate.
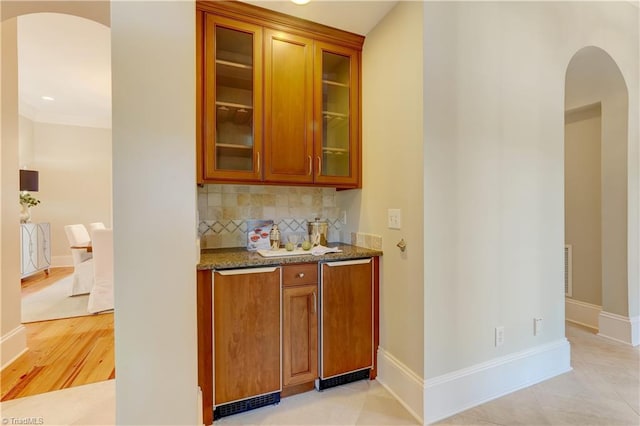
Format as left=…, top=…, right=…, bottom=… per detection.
left=388, top=209, right=401, bottom=229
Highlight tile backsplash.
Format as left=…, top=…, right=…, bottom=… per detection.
left=198, top=184, right=343, bottom=248
left=351, top=232, right=383, bottom=250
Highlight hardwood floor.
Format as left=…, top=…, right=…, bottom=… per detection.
left=20, top=266, right=74, bottom=296
left=2, top=269, right=115, bottom=401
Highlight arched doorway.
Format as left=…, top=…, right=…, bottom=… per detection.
left=1, top=1, right=113, bottom=405
left=564, top=46, right=633, bottom=344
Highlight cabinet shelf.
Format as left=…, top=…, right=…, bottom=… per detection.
left=323, top=79, right=349, bottom=88
left=216, top=58, right=253, bottom=89
left=217, top=143, right=253, bottom=150
left=217, top=101, right=253, bottom=110
left=323, top=111, right=348, bottom=119
left=323, top=147, right=348, bottom=155
left=217, top=59, right=252, bottom=70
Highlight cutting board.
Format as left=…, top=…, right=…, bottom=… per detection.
left=257, top=248, right=312, bottom=258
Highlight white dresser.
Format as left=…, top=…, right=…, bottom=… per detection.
left=20, top=222, right=51, bottom=279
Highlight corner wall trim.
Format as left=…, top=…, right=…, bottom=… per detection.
left=565, top=298, right=601, bottom=330
left=1, top=325, right=27, bottom=370
left=598, top=312, right=639, bottom=346
left=423, top=338, right=571, bottom=424
left=376, top=347, right=424, bottom=424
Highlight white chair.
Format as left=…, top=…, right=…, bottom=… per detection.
left=88, top=228, right=114, bottom=314
left=88, top=222, right=106, bottom=234
left=64, top=224, right=94, bottom=295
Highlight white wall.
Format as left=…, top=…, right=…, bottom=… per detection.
left=600, top=88, right=630, bottom=317
left=565, top=105, right=602, bottom=306
left=19, top=117, right=112, bottom=262
left=111, top=1, right=199, bottom=424
left=1, top=17, right=27, bottom=369
left=337, top=1, right=425, bottom=420
left=422, top=1, right=637, bottom=422
left=18, top=114, right=34, bottom=167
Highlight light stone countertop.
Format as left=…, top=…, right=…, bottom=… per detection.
left=198, top=243, right=382, bottom=270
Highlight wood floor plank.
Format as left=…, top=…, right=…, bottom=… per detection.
left=21, top=267, right=74, bottom=295
left=69, top=335, right=116, bottom=386
left=1, top=280, right=115, bottom=401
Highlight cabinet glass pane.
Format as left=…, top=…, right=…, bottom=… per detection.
left=321, top=52, right=350, bottom=177
left=215, top=26, right=254, bottom=171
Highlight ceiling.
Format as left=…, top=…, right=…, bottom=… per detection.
left=17, top=2, right=634, bottom=129
left=18, top=12, right=111, bottom=128
left=241, top=1, right=397, bottom=36
left=16, top=2, right=397, bottom=130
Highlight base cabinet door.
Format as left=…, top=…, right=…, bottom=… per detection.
left=320, top=258, right=373, bottom=379
left=213, top=267, right=281, bottom=405
left=283, top=284, right=318, bottom=387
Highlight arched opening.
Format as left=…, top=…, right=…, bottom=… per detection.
left=1, top=4, right=114, bottom=408
left=564, top=46, right=631, bottom=343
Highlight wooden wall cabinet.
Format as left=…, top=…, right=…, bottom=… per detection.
left=201, top=14, right=263, bottom=182
left=282, top=263, right=318, bottom=392
left=197, top=1, right=364, bottom=189
left=263, top=30, right=314, bottom=184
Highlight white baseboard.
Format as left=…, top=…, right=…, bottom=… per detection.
left=1, top=325, right=27, bottom=370
left=52, top=255, right=73, bottom=267
left=423, top=339, right=571, bottom=424
left=376, top=347, right=424, bottom=424
left=565, top=298, right=601, bottom=330
left=598, top=311, right=639, bottom=346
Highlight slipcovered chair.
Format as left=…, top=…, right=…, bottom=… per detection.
left=88, top=228, right=114, bottom=314
left=64, top=224, right=94, bottom=295
left=88, top=222, right=106, bottom=234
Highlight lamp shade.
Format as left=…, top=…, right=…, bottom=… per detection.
left=20, top=169, right=39, bottom=192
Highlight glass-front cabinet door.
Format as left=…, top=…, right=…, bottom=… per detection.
left=203, top=15, right=263, bottom=181
left=314, top=42, right=360, bottom=187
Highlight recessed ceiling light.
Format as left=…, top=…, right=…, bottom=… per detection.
left=291, top=0, right=310, bottom=5
left=41, top=96, right=55, bottom=101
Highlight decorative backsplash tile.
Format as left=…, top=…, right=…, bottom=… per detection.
left=198, top=184, right=342, bottom=248
left=351, top=232, right=383, bottom=250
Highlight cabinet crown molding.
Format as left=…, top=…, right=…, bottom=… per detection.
left=196, top=0, right=365, bottom=50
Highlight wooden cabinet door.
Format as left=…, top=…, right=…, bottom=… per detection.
left=202, top=15, right=263, bottom=182
left=213, top=267, right=281, bottom=405
left=263, top=29, right=314, bottom=184
left=320, top=259, right=373, bottom=378
left=313, top=42, right=361, bottom=187
left=283, top=284, right=318, bottom=387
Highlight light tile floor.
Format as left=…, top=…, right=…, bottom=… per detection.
left=437, top=323, right=639, bottom=426
left=1, top=323, right=637, bottom=425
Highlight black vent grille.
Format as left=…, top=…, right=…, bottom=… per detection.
left=213, top=392, right=280, bottom=420
left=318, top=369, right=370, bottom=391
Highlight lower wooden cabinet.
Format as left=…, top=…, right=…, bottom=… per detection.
left=213, top=267, right=281, bottom=406
left=282, top=264, right=318, bottom=390
left=197, top=256, right=379, bottom=425
left=320, top=258, right=373, bottom=379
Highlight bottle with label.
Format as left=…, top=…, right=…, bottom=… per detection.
left=269, top=224, right=280, bottom=250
